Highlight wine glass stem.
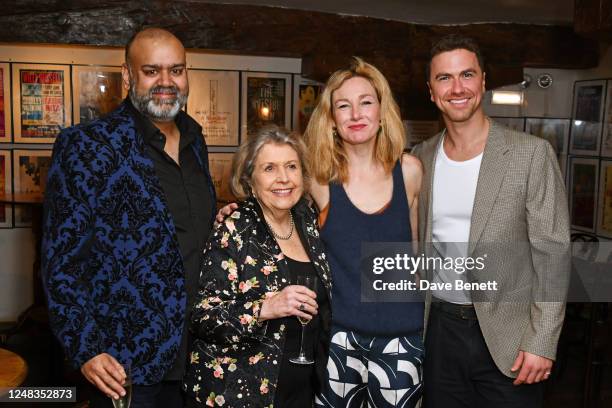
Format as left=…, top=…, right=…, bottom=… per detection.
left=298, top=325, right=306, bottom=359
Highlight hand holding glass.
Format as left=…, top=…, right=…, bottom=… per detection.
left=111, top=365, right=132, bottom=408
left=290, top=275, right=318, bottom=365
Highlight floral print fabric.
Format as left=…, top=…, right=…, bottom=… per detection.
left=184, top=198, right=331, bottom=407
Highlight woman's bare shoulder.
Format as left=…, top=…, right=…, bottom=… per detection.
left=401, top=152, right=424, bottom=178
left=309, top=178, right=330, bottom=211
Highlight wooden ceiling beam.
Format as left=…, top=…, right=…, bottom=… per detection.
left=575, top=0, right=612, bottom=40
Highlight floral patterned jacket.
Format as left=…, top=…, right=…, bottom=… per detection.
left=184, top=197, right=331, bottom=407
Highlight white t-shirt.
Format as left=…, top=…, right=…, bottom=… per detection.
left=431, top=137, right=482, bottom=304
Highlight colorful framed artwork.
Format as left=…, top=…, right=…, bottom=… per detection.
left=525, top=118, right=570, bottom=177
left=0, top=150, right=12, bottom=228
left=0, top=63, right=11, bottom=143
left=13, top=149, right=52, bottom=227
left=208, top=152, right=237, bottom=206
left=569, top=80, right=606, bottom=156
left=597, top=160, right=612, bottom=238
left=72, top=65, right=125, bottom=125
left=241, top=72, right=292, bottom=138
left=187, top=70, right=239, bottom=146
left=602, top=80, right=612, bottom=157
left=569, top=157, right=599, bottom=233
left=293, top=77, right=323, bottom=134
left=12, top=64, right=71, bottom=143
left=491, top=117, right=525, bottom=132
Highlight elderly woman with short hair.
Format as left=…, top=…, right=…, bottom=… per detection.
left=183, top=125, right=331, bottom=407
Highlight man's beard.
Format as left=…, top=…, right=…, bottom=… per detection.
left=129, top=82, right=188, bottom=122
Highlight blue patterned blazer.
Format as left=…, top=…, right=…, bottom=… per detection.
left=41, top=101, right=216, bottom=385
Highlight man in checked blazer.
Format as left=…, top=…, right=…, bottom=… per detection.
left=413, top=35, right=570, bottom=407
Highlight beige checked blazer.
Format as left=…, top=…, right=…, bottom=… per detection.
left=413, top=119, right=571, bottom=378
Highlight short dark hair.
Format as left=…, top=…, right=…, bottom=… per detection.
left=427, top=34, right=485, bottom=81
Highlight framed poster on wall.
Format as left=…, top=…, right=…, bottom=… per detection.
left=241, top=72, right=291, bottom=139
left=12, top=64, right=71, bottom=143
left=0, top=150, right=12, bottom=228
left=569, top=80, right=606, bottom=156
left=569, top=157, right=599, bottom=233
left=602, top=80, right=612, bottom=158
left=293, top=77, right=323, bottom=134
left=187, top=70, right=239, bottom=146
left=208, top=152, right=237, bottom=206
left=525, top=118, right=570, bottom=176
left=13, top=149, right=51, bottom=227
left=0, top=63, right=11, bottom=143
left=72, top=65, right=124, bottom=125
left=597, top=160, right=612, bottom=238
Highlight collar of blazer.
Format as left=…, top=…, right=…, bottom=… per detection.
left=420, top=119, right=513, bottom=256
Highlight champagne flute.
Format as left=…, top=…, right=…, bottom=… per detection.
left=111, top=364, right=132, bottom=408
left=290, top=274, right=318, bottom=365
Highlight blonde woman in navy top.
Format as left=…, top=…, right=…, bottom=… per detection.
left=304, top=57, right=424, bottom=407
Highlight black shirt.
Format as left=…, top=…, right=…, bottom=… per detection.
left=126, top=100, right=213, bottom=380
left=270, top=257, right=328, bottom=407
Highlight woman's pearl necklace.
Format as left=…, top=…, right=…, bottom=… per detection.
left=266, top=212, right=294, bottom=240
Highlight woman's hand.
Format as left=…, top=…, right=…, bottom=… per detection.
left=259, top=285, right=318, bottom=322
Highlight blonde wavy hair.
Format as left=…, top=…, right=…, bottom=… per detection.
left=304, top=57, right=406, bottom=184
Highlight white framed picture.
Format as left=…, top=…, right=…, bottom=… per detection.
left=525, top=118, right=570, bottom=177
left=601, top=80, right=612, bottom=158
left=72, top=65, right=125, bottom=125
left=241, top=72, right=292, bottom=139
left=293, top=76, right=323, bottom=134
left=0, top=149, right=12, bottom=228
left=569, top=157, right=599, bottom=233
left=187, top=70, right=239, bottom=146
left=596, top=160, right=612, bottom=238
left=0, top=63, right=11, bottom=143
left=12, top=64, right=71, bottom=143
left=569, top=79, right=606, bottom=156
left=208, top=152, right=238, bottom=206
left=13, top=149, right=52, bottom=227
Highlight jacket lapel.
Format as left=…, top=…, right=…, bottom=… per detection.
left=126, top=113, right=180, bottom=242
left=467, top=120, right=512, bottom=255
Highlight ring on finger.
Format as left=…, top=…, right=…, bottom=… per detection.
left=299, top=303, right=305, bottom=312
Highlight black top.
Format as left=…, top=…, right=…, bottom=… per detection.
left=127, top=100, right=213, bottom=380
left=269, top=256, right=329, bottom=407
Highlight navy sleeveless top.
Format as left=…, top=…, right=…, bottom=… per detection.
left=320, top=161, right=424, bottom=335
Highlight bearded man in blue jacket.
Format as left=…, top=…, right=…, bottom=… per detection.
left=42, top=28, right=216, bottom=407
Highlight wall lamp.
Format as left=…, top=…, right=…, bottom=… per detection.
left=491, top=90, right=524, bottom=105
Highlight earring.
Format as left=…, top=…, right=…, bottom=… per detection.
left=332, top=127, right=339, bottom=137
